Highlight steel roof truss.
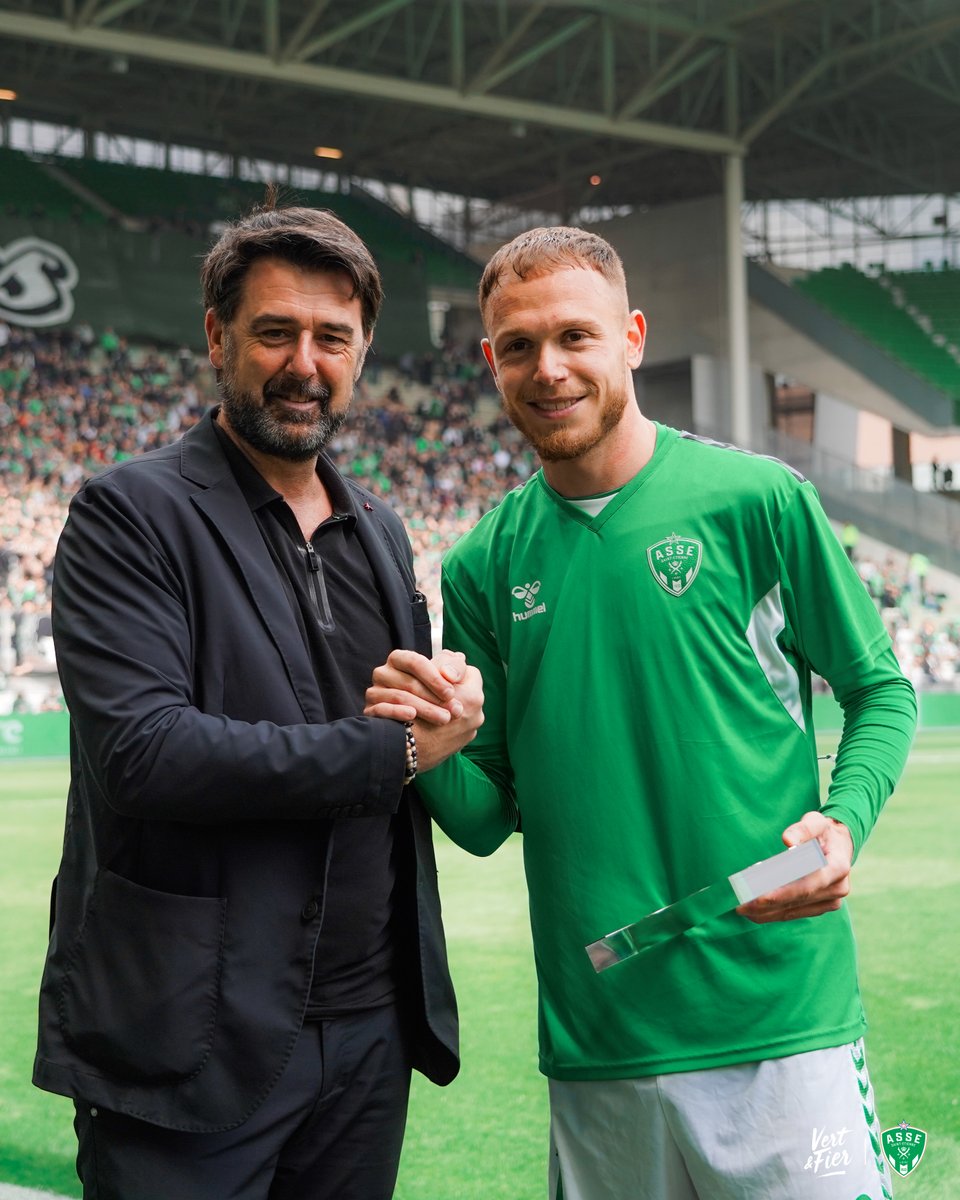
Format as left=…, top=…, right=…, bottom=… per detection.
left=293, top=0, right=415, bottom=65
left=409, top=0, right=445, bottom=80
left=618, top=41, right=721, bottom=121
left=280, top=0, right=332, bottom=65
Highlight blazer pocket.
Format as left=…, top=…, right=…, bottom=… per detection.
left=59, top=869, right=226, bottom=1084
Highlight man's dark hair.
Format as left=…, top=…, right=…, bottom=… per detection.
left=200, top=193, right=383, bottom=339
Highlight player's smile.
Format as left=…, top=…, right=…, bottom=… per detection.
left=480, top=266, right=645, bottom=465
left=526, top=395, right=584, bottom=418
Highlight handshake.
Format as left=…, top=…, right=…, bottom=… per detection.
left=365, top=649, right=485, bottom=774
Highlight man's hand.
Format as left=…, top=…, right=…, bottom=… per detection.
left=736, top=812, right=854, bottom=924
left=365, top=649, right=484, bottom=773
left=366, top=649, right=469, bottom=723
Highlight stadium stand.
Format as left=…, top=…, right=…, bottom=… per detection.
left=0, top=148, right=104, bottom=225
left=833, top=527, right=960, bottom=691
left=54, top=157, right=263, bottom=234
left=0, top=149, right=479, bottom=357
left=3, top=320, right=959, bottom=715
left=794, top=263, right=960, bottom=399
left=50, top=154, right=480, bottom=289
left=883, top=266, right=960, bottom=360
left=0, top=322, right=536, bottom=712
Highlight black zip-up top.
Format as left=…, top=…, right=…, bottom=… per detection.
left=211, top=420, right=402, bottom=1018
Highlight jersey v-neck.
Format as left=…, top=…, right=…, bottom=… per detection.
left=533, top=422, right=677, bottom=531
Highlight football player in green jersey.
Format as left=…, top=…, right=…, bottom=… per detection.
left=366, top=226, right=915, bottom=1200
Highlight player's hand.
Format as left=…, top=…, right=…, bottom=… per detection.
left=365, top=649, right=469, bottom=724
left=736, top=812, right=854, bottom=924
left=365, top=649, right=485, bottom=772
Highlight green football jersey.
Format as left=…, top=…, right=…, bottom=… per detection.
left=420, top=424, right=916, bottom=1080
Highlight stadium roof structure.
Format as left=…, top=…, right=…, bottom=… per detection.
left=1, top=0, right=959, bottom=220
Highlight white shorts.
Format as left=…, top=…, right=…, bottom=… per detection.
left=548, top=1039, right=893, bottom=1200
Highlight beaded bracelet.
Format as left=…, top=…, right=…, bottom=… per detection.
left=402, top=721, right=418, bottom=786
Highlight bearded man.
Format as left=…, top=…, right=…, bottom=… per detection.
left=34, top=200, right=482, bottom=1200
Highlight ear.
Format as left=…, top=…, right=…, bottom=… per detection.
left=481, top=338, right=500, bottom=390
left=626, top=310, right=646, bottom=370
left=205, top=309, right=225, bottom=369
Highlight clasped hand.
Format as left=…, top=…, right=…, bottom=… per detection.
left=366, top=649, right=484, bottom=773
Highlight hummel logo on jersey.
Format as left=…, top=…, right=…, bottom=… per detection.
left=511, top=580, right=546, bottom=621
left=646, top=534, right=703, bottom=596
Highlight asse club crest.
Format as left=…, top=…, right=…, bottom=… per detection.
left=646, top=534, right=703, bottom=597
left=881, top=1121, right=927, bottom=1177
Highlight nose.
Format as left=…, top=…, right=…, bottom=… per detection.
left=287, top=332, right=317, bottom=381
left=532, top=342, right=567, bottom=384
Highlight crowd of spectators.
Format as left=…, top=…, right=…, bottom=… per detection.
left=3, top=319, right=960, bottom=713
left=0, top=321, right=534, bottom=711
left=852, top=548, right=960, bottom=688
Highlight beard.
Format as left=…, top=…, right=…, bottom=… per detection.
left=217, top=353, right=348, bottom=463
left=504, top=385, right=629, bottom=462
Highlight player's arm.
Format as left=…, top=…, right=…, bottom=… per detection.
left=740, top=484, right=916, bottom=924
left=365, top=572, right=518, bottom=857
left=781, top=484, right=916, bottom=855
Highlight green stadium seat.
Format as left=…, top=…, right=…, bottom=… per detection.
left=794, top=264, right=960, bottom=399
left=0, top=149, right=105, bottom=224
left=50, top=157, right=479, bottom=289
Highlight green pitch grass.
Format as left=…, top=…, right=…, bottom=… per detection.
left=1, top=732, right=957, bottom=1199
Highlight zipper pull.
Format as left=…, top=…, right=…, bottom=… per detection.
left=304, top=542, right=320, bottom=572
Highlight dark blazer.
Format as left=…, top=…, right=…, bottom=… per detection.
left=33, top=411, right=458, bottom=1133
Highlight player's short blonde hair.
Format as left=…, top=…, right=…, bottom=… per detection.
left=478, top=226, right=628, bottom=327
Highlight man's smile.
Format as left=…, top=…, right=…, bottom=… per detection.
left=526, top=396, right=583, bottom=417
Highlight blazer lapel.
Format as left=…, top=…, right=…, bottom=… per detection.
left=182, top=417, right=327, bottom=722
left=353, top=504, right=417, bottom=653
left=179, top=414, right=421, bottom=713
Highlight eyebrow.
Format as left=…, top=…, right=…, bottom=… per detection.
left=493, top=330, right=523, bottom=347
left=249, top=313, right=357, bottom=337
left=496, top=319, right=602, bottom=345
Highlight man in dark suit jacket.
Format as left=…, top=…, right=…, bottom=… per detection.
left=34, top=201, right=483, bottom=1200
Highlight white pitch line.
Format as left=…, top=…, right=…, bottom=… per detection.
left=0, top=1187, right=71, bottom=1200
